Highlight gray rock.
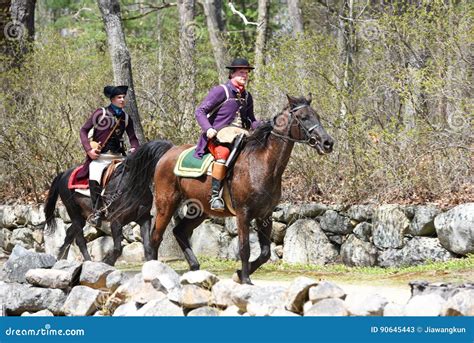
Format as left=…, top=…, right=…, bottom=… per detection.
left=180, top=270, right=219, bottom=290
left=285, top=276, right=318, bottom=314
left=404, top=294, right=445, bottom=316
left=211, top=279, right=242, bottom=308
left=32, top=229, right=44, bottom=245
left=135, top=298, right=184, bottom=316
left=142, top=260, right=180, bottom=293
left=1, top=245, right=56, bottom=283
left=179, top=284, right=212, bottom=309
left=231, top=284, right=287, bottom=315
left=0, top=228, right=12, bottom=251
left=157, top=218, right=185, bottom=260
left=191, top=222, right=231, bottom=259
left=13, top=205, right=29, bottom=226
left=353, top=222, right=373, bottom=242
left=372, top=205, right=410, bottom=249
left=383, top=302, right=405, bottom=316
left=225, top=217, right=238, bottom=236
left=122, top=223, right=142, bottom=243
left=111, top=273, right=166, bottom=305
left=88, top=236, right=114, bottom=262
left=227, top=231, right=261, bottom=261
left=326, top=234, right=345, bottom=245
left=105, top=270, right=127, bottom=292
left=219, top=305, right=243, bottom=316
left=378, top=237, right=454, bottom=268
left=187, top=306, right=220, bottom=316
left=320, top=210, right=354, bottom=234
left=0, top=205, right=17, bottom=228
left=435, top=203, right=474, bottom=255
left=409, top=281, right=473, bottom=300
left=345, top=293, right=388, bottom=316
left=271, top=221, right=287, bottom=245
left=274, top=244, right=283, bottom=258
left=83, top=226, right=102, bottom=242
left=52, top=260, right=82, bottom=286
left=408, top=205, right=440, bottom=236
left=0, top=282, right=66, bottom=315
left=10, top=227, right=35, bottom=250
left=62, top=286, right=103, bottom=316
left=442, top=289, right=474, bottom=316
left=28, top=205, right=46, bottom=227
left=79, top=261, right=115, bottom=289
left=304, top=298, right=348, bottom=316
left=117, top=242, right=144, bottom=263
left=284, top=203, right=329, bottom=224
left=112, top=301, right=139, bottom=316
left=21, top=309, right=54, bottom=316
left=283, top=219, right=339, bottom=265
left=44, top=218, right=67, bottom=257
left=347, top=205, right=374, bottom=222
left=340, top=234, right=378, bottom=267
left=308, top=281, right=346, bottom=303
left=167, top=287, right=182, bottom=303
left=25, top=269, right=72, bottom=289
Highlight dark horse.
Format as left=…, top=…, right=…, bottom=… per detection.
left=44, top=140, right=173, bottom=265
left=119, top=94, right=334, bottom=284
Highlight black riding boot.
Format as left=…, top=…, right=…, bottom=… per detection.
left=210, top=178, right=225, bottom=211
left=88, top=180, right=103, bottom=228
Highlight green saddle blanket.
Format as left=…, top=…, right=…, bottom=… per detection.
left=174, top=147, right=214, bottom=177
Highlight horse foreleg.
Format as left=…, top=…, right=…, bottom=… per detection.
left=151, top=204, right=178, bottom=260
left=137, top=215, right=154, bottom=261
left=248, top=215, right=272, bottom=275
left=75, top=226, right=91, bottom=261
left=103, top=220, right=123, bottom=266
left=236, top=214, right=252, bottom=285
left=173, top=214, right=207, bottom=271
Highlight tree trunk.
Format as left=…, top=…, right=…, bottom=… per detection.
left=177, top=0, right=196, bottom=124
left=97, top=0, right=145, bottom=144
left=202, top=0, right=228, bottom=82
left=254, top=0, right=270, bottom=82
left=287, top=0, right=304, bottom=36
left=156, top=9, right=164, bottom=96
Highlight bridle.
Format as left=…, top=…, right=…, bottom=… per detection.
left=270, top=104, right=321, bottom=147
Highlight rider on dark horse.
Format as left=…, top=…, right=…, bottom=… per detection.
left=194, top=58, right=260, bottom=211
left=78, top=85, right=140, bottom=228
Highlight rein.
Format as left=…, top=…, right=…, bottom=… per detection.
left=270, top=104, right=320, bottom=147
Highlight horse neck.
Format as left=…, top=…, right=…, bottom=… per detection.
left=263, top=133, right=295, bottom=180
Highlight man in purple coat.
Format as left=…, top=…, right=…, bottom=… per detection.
left=79, top=85, right=140, bottom=227
left=194, top=58, right=260, bottom=211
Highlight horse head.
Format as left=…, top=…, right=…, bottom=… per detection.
left=272, top=94, right=334, bottom=155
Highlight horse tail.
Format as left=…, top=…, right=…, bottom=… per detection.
left=44, top=172, right=63, bottom=232
left=116, top=139, right=174, bottom=211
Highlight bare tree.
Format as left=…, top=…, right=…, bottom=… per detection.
left=97, top=0, right=145, bottom=143
left=254, top=0, right=270, bottom=82
left=177, top=0, right=196, bottom=123
left=201, top=0, right=228, bottom=82
left=288, top=0, right=304, bottom=36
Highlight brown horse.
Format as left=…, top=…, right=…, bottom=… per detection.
left=120, top=94, right=334, bottom=284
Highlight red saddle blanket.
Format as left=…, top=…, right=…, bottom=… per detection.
left=68, top=166, right=89, bottom=189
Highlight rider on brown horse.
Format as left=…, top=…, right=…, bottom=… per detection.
left=194, top=58, right=260, bottom=211
left=78, top=85, right=140, bottom=228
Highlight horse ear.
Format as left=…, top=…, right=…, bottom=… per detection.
left=286, top=94, right=297, bottom=105
left=306, top=93, right=312, bottom=104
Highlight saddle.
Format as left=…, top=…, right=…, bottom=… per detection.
left=68, top=160, right=122, bottom=192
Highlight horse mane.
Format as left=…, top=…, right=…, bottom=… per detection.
left=243, top=96, right=310, bottom=152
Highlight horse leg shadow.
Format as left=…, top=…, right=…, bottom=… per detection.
left=172, top=212, right=208, bottom=271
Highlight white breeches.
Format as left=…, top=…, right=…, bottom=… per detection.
left=89, top=153, right=123, bottom=182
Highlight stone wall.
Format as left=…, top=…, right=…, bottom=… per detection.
left=0, top=202, right=472, bottom=267
left=1, top=247, right=472, bottom=317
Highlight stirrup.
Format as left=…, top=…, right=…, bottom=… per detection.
left=210, top=196, right=225, bottom=211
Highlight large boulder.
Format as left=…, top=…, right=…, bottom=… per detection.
left=180, top=270, right=219, bottom=290
left=190, top=221, right=231, bottom=259
left=408, top=205, right=440, bottom=236
left=157, top=218, right=185, bottom=260
left=285, top=277, right=318, bottom=314
left=62, top=286, right=104, bottom=316
left=304, top=298, right=348, bottom=316
left=179, top=284, right=212, bottom=309
left=117, top=242, right=145, bottom=263
left=434, top=203, right=474, bottom=255
left=231, top=284, right=287, bottom=315
left=282, top=203, right=329, bottom=224
left=52, top=260, right=82, bottom=286
left=211, top=279, right=240, bottom=308
left=142, top=260, right=181, bottom=293
left=320, top=210, right=354, bottom=235
left=88, top=236, right=114, bottom=261
left=1, top=245, right=56, bottom=283
left=442, top=289, right=474, bottom=316
left=308, top=281, right=346, bottom=303
left=378, top=237, right=454, bottom=268
left=111, top=272, right=167, bottom=306
left=135, top=298, right=184, bottom=316
left=9, top=227, right=35, bottom=250
left=283, top=219, right=338, bottom=265
left=0, top=282, right=66, bottom=315
left=404, top=294, right=446, bottom=316
left=353, top=222, right=372, bottom=242
left=372, top=205, right=410, bottom=249
left=44, top=218, right=67, bottom=257
left=345, top=293, right=388, bottom=316
left=0, top=228, right=12, bottom=251
left=25, top=269, right=72, bottom=289
left=227, top=232, right=261, bottom=261
left=340, top=234, right=377, bottom=267
left=0, top=205, right=17, bottom=228
left=346, top=205, right=374, bottom=222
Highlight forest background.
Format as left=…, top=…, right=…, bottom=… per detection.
left=0, top=0, right=472, bottom=206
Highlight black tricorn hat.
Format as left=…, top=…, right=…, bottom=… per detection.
left=225, top=58, right=255, bottom=70
left=103, top=85, right=128, bottom=99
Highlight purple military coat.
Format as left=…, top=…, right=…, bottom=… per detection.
left=194, top=81, right=259, bottom=158
left=76, top=105, right=140, bottom=180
